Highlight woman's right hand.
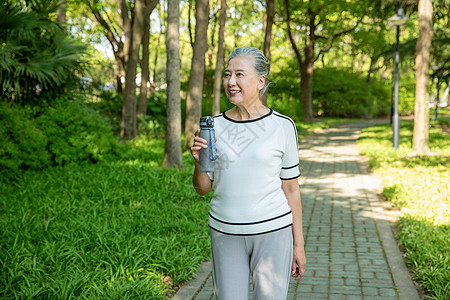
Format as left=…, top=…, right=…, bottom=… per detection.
left=190, top=129, right=209, bottom=162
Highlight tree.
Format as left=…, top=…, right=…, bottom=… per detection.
left=284, top=0, right=367, bottom=122
left=412, top=0, right=433, bottom=155
left=260, top=0, right=274, bottom=106
left=120, top=0, right=145, bottom=139
left=163, top=0, right=183, bottom=168
left=87, top=0, right=158, bottom=139
left=212, top=0, right=227, bottom=116
left=184, top=0, right=209, bottom=148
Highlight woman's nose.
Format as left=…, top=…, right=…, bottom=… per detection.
left=228, top=74, right=236, bottom=85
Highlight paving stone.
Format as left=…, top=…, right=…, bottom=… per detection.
left=363, top=286, right=379, bottom=296
left=330, top=284, right=362, bottom=295
left=297, top=284, right=313, bottom=293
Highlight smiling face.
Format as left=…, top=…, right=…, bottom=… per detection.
left=223, top=55, right=265, bottom=106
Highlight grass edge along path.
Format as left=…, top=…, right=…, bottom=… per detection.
left=357, top=117, right=450, bottom=300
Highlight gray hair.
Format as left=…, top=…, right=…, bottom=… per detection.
left=228, top=47, right=271, bottom=95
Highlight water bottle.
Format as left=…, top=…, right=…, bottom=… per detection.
left=199, top=116, right=216, bottom=173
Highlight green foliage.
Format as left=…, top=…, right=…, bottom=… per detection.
left=266, top=66, right=390, bottom=121
left=398, top=71, right=416, bottom=116
left=142, top=90, right=167, bottom=138
left=0, top=0, right=87, bottom=102
left=34, top=97, right=122, bottom=165
left=87, top=91, right=123, bottom=134
left=0, top=138, right=210, bottom=298
left=312, top=68, right=390, bottom=118
left=0, top=98, right=122, bottom=181
left=397, top=219, right=450, bottom=300
left=357, top=118, right=450, bottom=299
left=87, top=90, right=169, bottom=137
left=0, top=102, right=51, bottom=179
left=268, top=61, right=303, bottom=120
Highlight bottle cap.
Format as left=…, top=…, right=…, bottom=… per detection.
left=200, top=116, right=214, bottom=128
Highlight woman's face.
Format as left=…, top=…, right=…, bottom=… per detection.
left=223, top=55, right=265, bottom=106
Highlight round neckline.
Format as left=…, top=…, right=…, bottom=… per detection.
left=223, top=108, right=273, bottom=123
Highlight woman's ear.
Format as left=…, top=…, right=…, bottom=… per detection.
left=257, top=75, right=266, bottom=91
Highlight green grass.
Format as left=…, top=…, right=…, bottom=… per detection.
left=0, top=137, right=211, bottom=299
left=357, top=117, right=450, bottom=300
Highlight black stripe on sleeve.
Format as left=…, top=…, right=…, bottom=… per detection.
left=282, top=163, right=299, bottom=170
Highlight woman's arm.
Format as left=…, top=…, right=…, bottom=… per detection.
left=282, top=178, right=306, bottom=280
left=191, top=129, right=214, bottom=196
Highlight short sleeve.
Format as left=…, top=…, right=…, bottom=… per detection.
left=280, top=119, right=301, bottom=180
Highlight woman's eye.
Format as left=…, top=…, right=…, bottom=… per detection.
left=237, top=73, right=244, bottom=77
left=224, top=73, right=230, bottom=77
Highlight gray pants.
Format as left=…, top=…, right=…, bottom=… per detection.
left=210, top=226, right=293, bottom=300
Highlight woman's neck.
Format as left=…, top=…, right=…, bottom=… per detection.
left=228, top=100, right=269, bottom=121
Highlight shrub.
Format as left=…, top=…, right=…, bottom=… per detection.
left=0, top=97, right=122, bottom=181
left=87, top=91, right=123, bottom=134
left=312, top=67, right=390, bottom=118
left=34, top=97, right=122, bottom=165
left=0, top=102, right=50, bottom=180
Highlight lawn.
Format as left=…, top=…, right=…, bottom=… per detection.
left=357, top=114, right=450, bottom=300
left=0, top=138, right=212, bottom=299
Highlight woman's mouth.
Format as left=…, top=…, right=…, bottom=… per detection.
left=229, top=90, right=241, bottom=96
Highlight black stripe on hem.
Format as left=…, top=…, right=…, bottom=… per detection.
left=280, top=174, right=301, bottom=180
left=209, top=210, right=292, bottom=226
left=282, top=163, right=299, bottom=170
left=209, top=224, right=293, bottom=236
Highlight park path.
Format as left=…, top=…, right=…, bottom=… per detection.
left=174, top=121, right=419, bottom=300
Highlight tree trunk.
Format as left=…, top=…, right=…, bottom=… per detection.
left=56, top=0, right=67, bottom=23
left=188, top=0, right=194, bottom=49
left=114, top=59, right=123, bottom=94
left=412, top=0, right=433, bottom=155
left=301, top=14, right=317, bottom=122
left=184, top=0, right=209, bottom=148
left=300, top=61, right=315, bottom=122
left=261, top=0, right=275, bottom=106
left=212, top=0, right=227, bottom=116
left=208, top=12, right=218, bottom=70
left=163, top=0, right=183, bottom=168
left=366, top=57, right=375, bottom=85
left=120, top=0, right=146, bottom=139
left=138, top=15, right=151, bottom=116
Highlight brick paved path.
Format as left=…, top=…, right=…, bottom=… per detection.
left=177, top=122, right=419, bottom=300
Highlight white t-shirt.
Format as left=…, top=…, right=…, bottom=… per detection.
left=208, top=108, right=301, bottom=235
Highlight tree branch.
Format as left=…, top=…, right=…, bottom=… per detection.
left=284, top=0, right=304, bottom=69
left=315, top=12, right=364, bottom=42
left=144, top=0, right=159, bottom=17
left=87, top=1, right=123, bottom=55
left=314, top=43, right=333, bottom=62
left=315, top=22, right=360, bottom=41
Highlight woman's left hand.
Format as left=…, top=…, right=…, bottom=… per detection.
left=291, top=244, right=306, bottom=280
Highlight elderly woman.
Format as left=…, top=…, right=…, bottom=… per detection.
left=190, top=46, right=306, bottom=300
